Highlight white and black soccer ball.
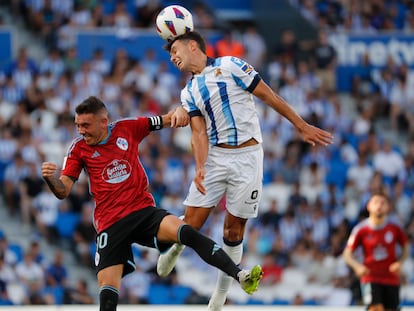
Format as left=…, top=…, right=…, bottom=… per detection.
left=155, top=5, right=194, bottom=42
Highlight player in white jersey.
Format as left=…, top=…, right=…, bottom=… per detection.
left=157, top=31, right=334, bottom=310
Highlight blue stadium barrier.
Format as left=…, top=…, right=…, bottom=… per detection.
left=0, top=27, right=12, bottom=71
left=148, top=284, right=192, bottom=304
left=75, top=29, right=221, bottom=73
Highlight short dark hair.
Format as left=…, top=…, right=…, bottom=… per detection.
left=164, top=31, right=206, bottom=54
left=75, top=96, right=107, bottom=115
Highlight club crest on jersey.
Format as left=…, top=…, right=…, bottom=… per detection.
left=116, top=137, right=128, bottom=151
left=215, top=68, right=222, bottom=77
left=385, top=231, right=394, bottom=243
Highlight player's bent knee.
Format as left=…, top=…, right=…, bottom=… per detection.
left=158, top=214, right=184, bottom=242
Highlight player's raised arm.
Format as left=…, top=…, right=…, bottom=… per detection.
left=41, top=162, right=75, bottom=199
left=252, top=79, right=334, bottom=147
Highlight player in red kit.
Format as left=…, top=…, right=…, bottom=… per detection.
left=41, top=96, right=262, bottom=311
left=343, top=193, right=409, bottom=311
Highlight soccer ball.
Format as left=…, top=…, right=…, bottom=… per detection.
left=156, top=5, right=194, bottom=42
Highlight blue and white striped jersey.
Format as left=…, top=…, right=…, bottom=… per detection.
left=181, top=56, right=263, bottom=146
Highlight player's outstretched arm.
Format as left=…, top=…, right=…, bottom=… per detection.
left=41, top=162, right=74, bottom=199
left=296, top=123, right=334, bottom=147
left=252, top=80, right=334, bottom=147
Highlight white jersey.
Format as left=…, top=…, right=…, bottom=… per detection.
left=181, top=56, right=263, bottom=146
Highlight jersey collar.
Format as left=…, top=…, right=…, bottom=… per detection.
left=98, top=125, right=112, bottom=145
left=206, top=57, right=214, bottom=66
left=192, top=57, right=215, bottom=77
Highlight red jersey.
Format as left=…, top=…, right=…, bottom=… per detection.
left=62, top=117, right=155, bottom=233
left=346, top=218, right=408, bottom=285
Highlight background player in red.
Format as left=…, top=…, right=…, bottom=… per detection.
left=343, top=193, right=409, bottom=311
left=40, top=96, right=263, bottom=311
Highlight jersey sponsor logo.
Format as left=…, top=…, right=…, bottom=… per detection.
left=373, top=244, right=388, bottom=261
left=116, top=137, right=128, bottom=151
left=102, top=159, right=132, bottom=184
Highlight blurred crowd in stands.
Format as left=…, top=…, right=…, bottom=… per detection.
left=0, top=0, right=414, bottom=306
left=290, top=0, right=414, bottom=33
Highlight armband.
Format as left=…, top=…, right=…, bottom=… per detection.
left=246, top=74, right=261, bottom=93
left=149, top=116, right=163, bottom=131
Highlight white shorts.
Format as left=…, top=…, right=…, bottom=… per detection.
left=183, top=143, right=263, bottom=219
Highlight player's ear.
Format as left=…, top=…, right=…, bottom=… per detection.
left=189, top=40, right=197, bottom=51
left=99, top=112, right=109, bottom=126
